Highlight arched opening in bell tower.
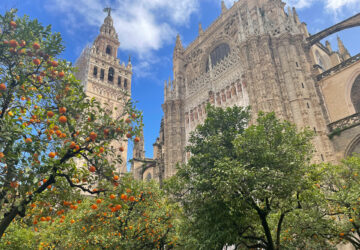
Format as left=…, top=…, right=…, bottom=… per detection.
left=108, top=67, right=114, bottom=82
left=106, top=45, right=112, bottom=55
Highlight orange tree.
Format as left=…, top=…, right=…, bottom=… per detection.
left=0, top=9, right=141, bottom=238
left=0, top=175, right=180, bottom=249
left=308, top=156, right=360, bottom=248
left=168, top=107, right=342, bottom=249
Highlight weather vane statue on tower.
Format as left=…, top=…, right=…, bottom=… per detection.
left=103, top=7, right=113, bottom=16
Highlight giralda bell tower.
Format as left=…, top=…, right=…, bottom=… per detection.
left=75, top=8, right=133, bottom=174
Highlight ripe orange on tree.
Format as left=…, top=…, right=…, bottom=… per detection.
left=134, top=137, right=140, bottom=143
left=0, top=83, right=6, bottom=91
left=113, top=175, right=119, bottom=181
left=9, top=21, right=17, bottom=28
left=10, top=181, right=18, bottom=188
left=59, top=116, right=67, bottom=123
left=47, top=111, right=54, bottom=118
left=32, top=42, right=40, bottom=49
left=96, top=199, right=102, bottom=204
left=33, top=58, right=41, bottom=66
left=9, top=40, right=18, bottom=48
left=48, top=152, right=56, bottom=158
left=59, top=107, right=66, bottom=114
left=119, top=146, right=124, bottom=152
left=121, top=194, right=128, bottom=200
left=89, top=132, right=97, bottom=140
left=89, top=166, right=96, bottom=173
left=110, top=194, right=116, bottom=200
left=25, top=138, right=32, bottom=143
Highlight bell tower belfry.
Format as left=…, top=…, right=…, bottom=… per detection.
left=75, top=8, right=133, bottom=174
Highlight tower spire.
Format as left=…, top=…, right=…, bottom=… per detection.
left=221, top=1, right=227, bottom=13
left=174, top=34, right=184, bottom=52
left=292, top=7, right=300, bottom=24
left=325, top=40, right=332, bottom=53
left=337, top=36, right=351, bottom=60
left=99, top=7, right=118, bottom=41
left=199, top=23, right=204, bottom=35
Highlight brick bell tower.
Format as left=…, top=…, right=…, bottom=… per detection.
left=75, top=8, right=133, bottom=174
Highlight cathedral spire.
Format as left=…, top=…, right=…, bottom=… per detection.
left=221, top=1, right=227, bottom=13
left=174, top=34, right=184, bottom=57
left=326, top=40, right=332, bottom=53
left=337, top=36, right=351, bottom=59
left=199, top=22, right=204, bottom=35
left=292, top=7, right=300, bottom=24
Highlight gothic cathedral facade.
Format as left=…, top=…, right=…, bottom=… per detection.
left=75, top=12, right=133, bottom=174
left=132, top=0, right=360, bottom=181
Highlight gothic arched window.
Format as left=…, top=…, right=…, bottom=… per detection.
left=118, top=76, right=122, bottom=87
left=108, top=67, right=114, bottom=82
left=100, top=69, right=105, bottom=80
left=351, top=75, right=360, bottom=113
left=146, top=173, right=152, bottom=181
left=124, top=79, right=128, bottom=89
left=93, top=66, right=98, bottom=77
left=206, top=43, right=230, bottom=72
left=106, top=45, right=112, bottom=55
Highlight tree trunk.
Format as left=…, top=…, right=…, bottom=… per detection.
left=0, top=206, right=18, bottom=240
left=259, top=211, right=274, bottom=250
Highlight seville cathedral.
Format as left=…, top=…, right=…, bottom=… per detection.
left=74, top=1, right=360, bottom=182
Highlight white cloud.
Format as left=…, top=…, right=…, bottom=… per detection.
left=284, top=0, right=360, bottom=13
left=46, top=0, right=199, bottom=56
left=324, top=0, right=360, bottom=14
left=284, top=0, right=315, bottom=9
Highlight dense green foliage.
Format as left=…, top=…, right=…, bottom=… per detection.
left=168, top=106, right=343, bottom=249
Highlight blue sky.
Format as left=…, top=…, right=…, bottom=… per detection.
left=1, top=0, right=360, bottom=164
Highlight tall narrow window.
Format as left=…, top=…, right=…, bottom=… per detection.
left=108, top=67, right=114, bottom=82
left=351, top=75, right=360, bottom=113
left=93, top=66, right=98, bottom=77
left=106, top=45, right=112, bottom=55
left=124, top=79, right=128, bottom=89
left=118, top=76, right=122, bottom=87
left=100, top=69, right=105, bottom=80
left=307, top=102, right=310, bottom=109
left=301, top=83, right=304, bottom=88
